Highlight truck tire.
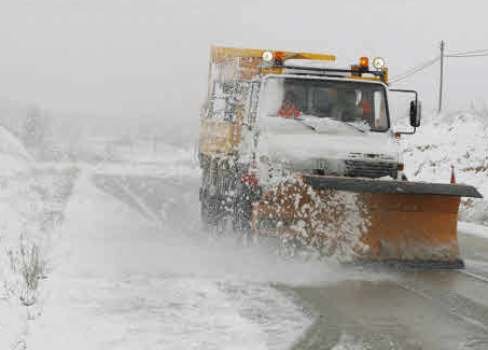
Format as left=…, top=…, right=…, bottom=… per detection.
left=233, top=184, right=252, bottom=233
left=200, top=189, right=212, bottom=227
left=233, top=181, right=262, bottom=234
left=200, top=155, right=235, bottom=234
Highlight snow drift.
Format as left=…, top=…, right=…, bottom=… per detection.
left=0, top=125, right=31, bottom=174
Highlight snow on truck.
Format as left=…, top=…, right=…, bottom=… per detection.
left=198, top=46, right=482, bottom=268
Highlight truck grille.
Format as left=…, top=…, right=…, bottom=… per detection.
left=344, top=160, right=398, bottom=179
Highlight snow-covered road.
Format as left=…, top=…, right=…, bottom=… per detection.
left=26, top=161, right=316, bottom=349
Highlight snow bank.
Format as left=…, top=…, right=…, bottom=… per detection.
left=0, top=126, right=30, bottom=159
left=0, top=124, right=77, bottom=348
left=402, top=110, right=488, bottom=225
left=0, top=167, right=79, bottom=349
left=0, top=126, right=31, bottom=175
left=0, top=127, right=34, bottom=349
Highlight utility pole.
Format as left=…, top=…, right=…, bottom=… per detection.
left=438, top=40, right=445, bottom=113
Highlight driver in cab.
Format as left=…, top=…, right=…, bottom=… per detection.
left=332, top=88, right=372, bottom=124
left=278, top=92, right=301, bottom=118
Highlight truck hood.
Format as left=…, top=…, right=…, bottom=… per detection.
left=256, top=117, right=400, bottom=166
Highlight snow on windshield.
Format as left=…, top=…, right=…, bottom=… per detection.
left=260, top=76, right=389, bottom=131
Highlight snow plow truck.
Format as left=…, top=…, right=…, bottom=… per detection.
left=198, top=46, right=482, bottom=268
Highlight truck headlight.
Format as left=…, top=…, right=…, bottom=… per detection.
left=372, top=57, right=385, bottom=70
left=262, top=51, right=274, bottom=62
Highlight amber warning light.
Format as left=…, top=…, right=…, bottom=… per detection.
left=274, top=51, right=285, bottom=65
left=359, top=56, right=369, bottom=70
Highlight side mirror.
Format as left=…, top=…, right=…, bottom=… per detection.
left=390, top=88, right=420, bottom=135
left=409, top=100, right=421, bottom=128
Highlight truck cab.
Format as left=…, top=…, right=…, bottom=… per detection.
left=254, top=73, right=400, bottom=183
left=199, top=47, right=421, bottom=230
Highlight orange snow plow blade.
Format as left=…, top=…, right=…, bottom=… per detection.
left=251, top=176, right=483, bottom=269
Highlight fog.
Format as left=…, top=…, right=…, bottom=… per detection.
left=1, top=3, right=488, bottom=348
left=0, top=0, right=487, bottom=125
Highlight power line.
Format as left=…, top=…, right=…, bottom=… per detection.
left=446, top=53, right=488, bottom=58
left=390, top=57, right=439, bottom=83
left=390, top=45, right=488, bottom=84
left=446, top=48, right=488, bottom=56
left=439, top=43, right=488, bottom=112
left=390, top=42, right=488, bottom=113
left=390, top=56, right=440, bottom=83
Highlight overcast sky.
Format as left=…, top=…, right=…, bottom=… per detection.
left=0, top=0, right=487, bottom=120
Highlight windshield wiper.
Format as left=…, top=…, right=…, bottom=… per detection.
left=295, top=117, right=318, bottom=131
left=301, top=115, right=367, bottom=134
left=343, top=122, right=366, bottom=133
left=275, top=113, right=368, bottom=134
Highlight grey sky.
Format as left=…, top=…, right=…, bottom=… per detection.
left=0, top=0, right=487, bottom=119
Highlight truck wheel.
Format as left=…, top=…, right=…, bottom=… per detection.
left=234, top=200, right=251, bottom=233
left=201, top=190, right=232, bottom=234
left=200, top=190, right=213, bottom=230
left=233, top=183, right=256, bottom=234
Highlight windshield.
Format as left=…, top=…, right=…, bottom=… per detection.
left=259, top=76, right=389, bottom=131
